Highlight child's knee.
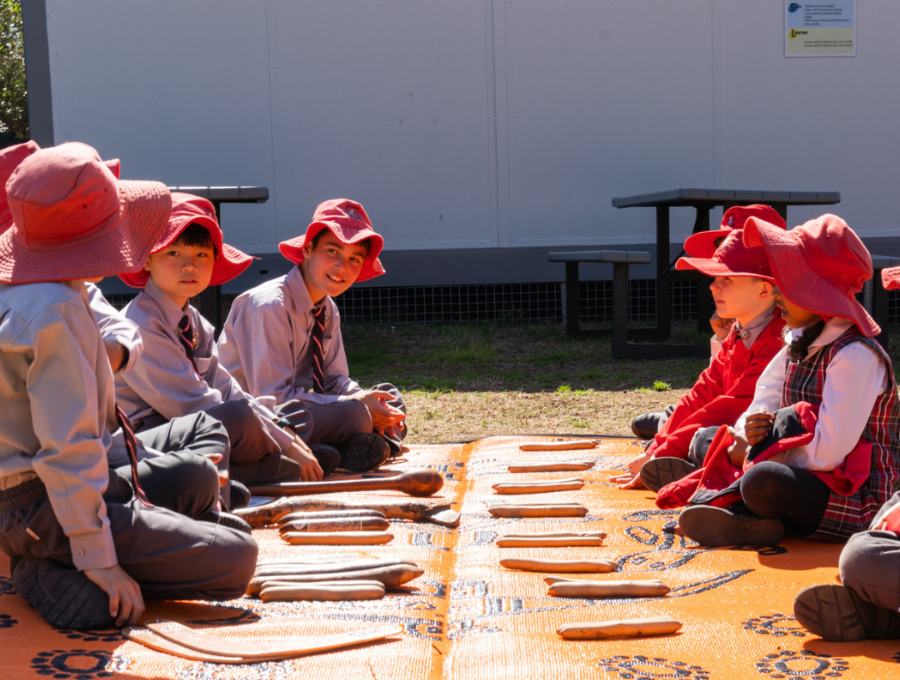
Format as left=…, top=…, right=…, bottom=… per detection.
left=740, top=462, right=782, bottom=515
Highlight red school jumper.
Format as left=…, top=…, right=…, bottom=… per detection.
left=646, top=312, right=786, bottom=461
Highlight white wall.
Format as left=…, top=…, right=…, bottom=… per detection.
left=43, top=0, right=900, bottom=256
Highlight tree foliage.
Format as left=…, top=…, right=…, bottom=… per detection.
left=0, top=0, right=28, bottom=139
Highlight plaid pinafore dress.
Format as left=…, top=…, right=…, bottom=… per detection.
left=782, top=328, right=900, bottom=541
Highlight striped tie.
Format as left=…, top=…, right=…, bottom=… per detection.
left=115, top=405, right=154, bottom=507
left=311, top=305, right=326, bottom=394
left=178, top=314, right=197, bottom=371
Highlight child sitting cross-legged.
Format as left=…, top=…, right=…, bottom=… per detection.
left=677, top=214, right=900, bottom=548
left=116, top=193, right=339, bottom=485
left=613, top=205, right=787, bottom=492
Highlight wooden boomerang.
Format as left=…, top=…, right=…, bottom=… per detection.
left=144, top=620, right=402, bottom=661
left=518, top=440, right=598, bottom=451
left=247, top=469, right=443, bottom=498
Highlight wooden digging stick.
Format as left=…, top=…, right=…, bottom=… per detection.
left=496, top=536, right=605, bottom=548
left=508, top=461, right=595, bottom=473
left=488, top=503, right=588, bottom=518
left=260, top=583, right=385, bottom=602
left=248, top=469, right=443, bottom=498
left=235, top=498, right=460, bottom=527
left=278, top=517, right=391, bottom=533
left=519, top=440, right=598, bottom=451
left=492, top=478, right=584, bottom=494
left=557, top=618, right=682, bottom=640
left=281, top=531, right=393, bottom=546
left=143, top=621, right=403, bottom=661
left=500, top=558, right=618, bottom=573
left=548, top=580, right=670, bottom=598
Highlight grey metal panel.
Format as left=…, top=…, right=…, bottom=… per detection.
left=20, top=0, right=54, bottom=146
left=548, top=250, right=651, bottom=265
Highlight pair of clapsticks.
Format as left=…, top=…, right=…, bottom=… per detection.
left=496, top=530, right=607, bottom=548
left=276, top=509, right=394, bottom=545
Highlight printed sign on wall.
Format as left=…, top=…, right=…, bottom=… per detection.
left=785, top=1, right=856, bottom=57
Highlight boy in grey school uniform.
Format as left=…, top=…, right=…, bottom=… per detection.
left=0, top=142, right=257, bottom=630
left=115, top=193, right=337, bottom=484
left=218, top=198, right=406, bottom=471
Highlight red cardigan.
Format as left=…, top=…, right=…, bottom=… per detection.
left=646, top=311, right=786, bottom=461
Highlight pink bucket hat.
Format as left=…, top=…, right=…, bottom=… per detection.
left=743, top=214, right=879, bottom=337
left=684, top=205, right=786, bottom=258
left=0, top=141, right=40, bottom=234
left=0, top=142, right=171, bottom=284
left=676, top=227, right=778, bottom=280
left=882, top=266, right=900, bottom=292
left=279, top=198, right=385, bottom=282
left=119, top=192, right=253, bottom=288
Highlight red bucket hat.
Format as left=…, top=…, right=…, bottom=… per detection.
left=882, top=266, right=900, bottom=292
left=279, top=198, right=385, bottom=282
left=0, top=142, right=171, bottom=284
left=119, top=192, right=253, bottom=288
left=0, top=141, right=40, bottom=234
left=676, top=226, right=779, bottom=280
left=684, top=204, right=786, bottom=258
left=743, top=214, right=879, bottom=337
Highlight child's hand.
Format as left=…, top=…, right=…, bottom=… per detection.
left=83, top=564, right=145, bottom=627
left=609, top=450, right=652, bottom=489
left=874, top=503, right=900, bottom=533
left=352, top=391, right=406, bottom=430
left=710, top=313, right=735, bottom=341
left=726, top=427, right=749, bottom=466
left=745, top=410, right=775, bottom=445
left=284, top=434, right=323, bottom=481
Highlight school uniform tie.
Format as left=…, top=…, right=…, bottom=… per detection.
left=114, top=405, right=154, bottom=507
left=311, top=305, right=326, bottom=394
left=178, top=314, right=197, bottom=371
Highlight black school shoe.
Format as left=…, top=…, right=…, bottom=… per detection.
left=338, top=433, right=391, bottom=472
left=678, top=505, right=784, bottom=547
left=794, top=584, right=900, bottom=641
left=630, top=412, right=663, bottom=440
left=12, top=557, right=114, bottom=630
left=197, top=510, right=253, bottom=534
left=230, top=453, right=303, bottom=485
left=640, top=457, right=698, bottom=492
left=310, top=444, right=341, bottom=476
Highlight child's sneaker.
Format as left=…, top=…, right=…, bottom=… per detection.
left=12, top=557, right=114, bottom=630
left=678, top=505, right=784, bottom=547
left=310, top=444, right=341, bottom=476
left=338, top=433, right=391, bottom=471
left=640, top=457, right=698, bottom=492
left=630, top=412, right=663, bottom=440
left=794, top=584, right=900, bottom=641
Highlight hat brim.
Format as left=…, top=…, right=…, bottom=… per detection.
left=119, top=213, right=253, bottom=288
left=882, top=266, right=900, bottom=292
left=683, top=229, right=731, bottom=259
left=744, top=218, right=880, bottom=337
left=675, top=255, right=773, bottom=280
left=0, top=180, right=171, bottom=284
left=280, top=221, right=386, bottom=282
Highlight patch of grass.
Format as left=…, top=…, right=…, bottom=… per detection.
left=653, top=380, right=671, bottom=391
left=555, top=384, right=571, bottom=394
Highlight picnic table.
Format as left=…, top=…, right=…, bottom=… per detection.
left=611, top=188, right=841, bottom=355
left=167, top=185, right=269, bottom=331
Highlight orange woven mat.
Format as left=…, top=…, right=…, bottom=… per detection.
left=1, top=436, right=897, bottom=679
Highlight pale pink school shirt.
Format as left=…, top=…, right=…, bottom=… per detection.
left=0, top=281, right=117, bottom=571
left=114, top=279, right=293, bottom=452
left=217, top=266, right=362, bottom=405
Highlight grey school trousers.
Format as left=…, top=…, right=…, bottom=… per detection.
left=839, top=491, right=900, bottom=613
left=0, top=473, right=257, bottom=602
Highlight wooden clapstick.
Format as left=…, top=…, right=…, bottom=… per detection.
left=279, top=510, right=387, bottom=523
left=144, top=620, right=402, bottom=661
left=248, top=468, right=443, bottom=498
left=557, top=617, right=682, bottom=640
left=260, top=583, right=385, bottom=601
left=502, top=531, right=606, bottom=539
left=519, top=440, right=598, bottom=451
left=248, top=563, right=424, bottom=595
left=488, top=503, right=588, bottom=518
left=255, top=558, right=407, bottom=578
left=261, top=579, right=386, bottom=589
left=548, top=580, right=670, bottom=598
left=496, top=536, right=605, bottom=548
left=278, top=517, right=391, bottom=533
left=508, top=461, right=595, bottom=473
left=500, top=558, right=617, bottom=573
left=492, top=478, right=585, bottom=494
left=281, top=531, right=393, bottom=545
left=236, top=498, right=459, bottom=528
left=256, top=553, right=367, bottom=567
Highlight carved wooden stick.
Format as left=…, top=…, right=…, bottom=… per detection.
left=496, top=536, right=605, bottom=548
left=548, top=580, right=670, bottom=598
left=519, top=440, right=598, bottom=451
left=278, top=517, right=391, bottom=533
left=492, top=478, right=584, bottom=494
left=488, top=503, right=588, bottom=518
left=256, top=553, right=366, bottom=567
left=235, top=498, right=459, bottom=527
left=502, top=531, right=606, bottom=539
left=248, top=469, right=443, bottom=498
left=557, top=617, right=682, bottom=640
left=248, top=563, right=424, bottom=595
left=508, top=461, right=595, bottom=473
left=500, top=558, right=617, bottom=573
left=254, top=558, right=408, bottom=578
left=260, top=583, right=385, bottom=602
left=279, top=510, right=387, bottom=522
left=281, top=531, right=393, bottom=545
